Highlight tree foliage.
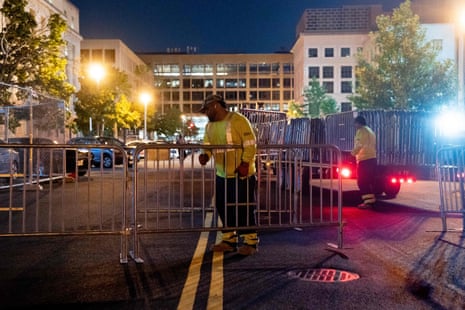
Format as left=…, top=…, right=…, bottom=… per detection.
left=152, top=108, right=183, bottom=138
left=0, top=0, right=74, bottom=100
left=303, top=78, right=338, bottom=118
left=0, top=0, right=74, bottom=133
left=351, top=0, right=456, bottom=111
left=74, top=65, right=139, bottom=136
left=287, top=100, right=306, bottom=119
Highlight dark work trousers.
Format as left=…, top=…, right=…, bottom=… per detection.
left=357, top=158, right=377, bottom=202
left=215, top=175, right=257, bottom=234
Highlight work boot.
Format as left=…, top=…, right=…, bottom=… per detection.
left=237, top=244, right=257, bottom=256
left=357, top=203, right=373, bottom=209
left=211, top=231, right=238, bottom=252
left=211, top=241, right=237, bottom=252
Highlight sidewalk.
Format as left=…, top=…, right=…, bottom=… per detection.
left=345, top=179, right=465, bottom=309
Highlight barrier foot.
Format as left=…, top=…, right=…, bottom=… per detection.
left=129, top=250, right=144, bottom=264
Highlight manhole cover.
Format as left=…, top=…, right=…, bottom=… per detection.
left=287, top=268, right=360, bottom=283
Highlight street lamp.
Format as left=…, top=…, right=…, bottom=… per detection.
left=87, top=63, right=105, bottom=134
left=139, top=92, right=151, bottom=140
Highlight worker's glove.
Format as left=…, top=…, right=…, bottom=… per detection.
left=198, top=153, right=209, bottom=165
left=235, top=162, right=249, bottom=178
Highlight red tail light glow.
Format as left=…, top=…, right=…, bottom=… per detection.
left=338, top=167, right=352, bottom=178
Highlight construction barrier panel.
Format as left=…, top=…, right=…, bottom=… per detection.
left=436, top=145, right=465, bottom=234
left=129, top=143, right=344, bottom=263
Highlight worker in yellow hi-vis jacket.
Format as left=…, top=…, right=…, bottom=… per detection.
left=351, top=115, right=377, bottom=209
left=198, top=94, right=259, bottom=256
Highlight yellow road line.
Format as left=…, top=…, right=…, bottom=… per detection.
left=177, top=212, right=217, bottom=309
left=207, top=233, right=224, bottom=309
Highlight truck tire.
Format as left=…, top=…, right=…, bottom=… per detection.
left=383, top=179, right=401, bottom=199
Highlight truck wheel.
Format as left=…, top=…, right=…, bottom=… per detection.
left=383, top=180, right=401, bottom=199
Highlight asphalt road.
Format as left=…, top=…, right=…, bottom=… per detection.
left=0, top=172, right=446, bottom=309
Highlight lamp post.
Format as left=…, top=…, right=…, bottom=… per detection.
left=140, top=92, right=151, bottom=140
left=87, top=63, right=105, bottom=134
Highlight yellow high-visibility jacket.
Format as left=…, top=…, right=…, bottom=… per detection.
left=203, top=112, right=257, bottom=178
left=351, top=125, right=376, bottom=163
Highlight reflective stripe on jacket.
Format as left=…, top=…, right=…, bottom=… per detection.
left=203, top=112, right=257, bottom=178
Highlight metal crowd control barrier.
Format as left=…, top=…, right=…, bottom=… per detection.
left=128, top=143, right=344, bottom=263
left=0, top=143, right=130, bottom=263
left=436, top=145, right=465, bottom=234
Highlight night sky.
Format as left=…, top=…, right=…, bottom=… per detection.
left=70, top=0, right=405, bottom=54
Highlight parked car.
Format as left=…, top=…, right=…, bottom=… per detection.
left=96, top=136, right=139, bottom=167
left=0, top=139, right=20, bottom=178
left=67, top=136, right=123, bottom=168
left=67, top=136, right=138, bottom=168
left=7, top=137, right=90, bottom=177
left=126, top=140, right=151, bottom=159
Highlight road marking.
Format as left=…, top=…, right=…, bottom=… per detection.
left=177, top=212, right=222, bottom=310
left=207, top=233, right=224, bottom=309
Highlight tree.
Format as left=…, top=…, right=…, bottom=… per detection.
left=74, top=65, right=138, bottom=136
left=351, top=0, right=456, bottom=111
left=0, top=0, right=75, bottom=131
left=303, top=77, right=338, bottom=118
left=152, top=107, right=183, bottom=139
left=287, top=100, right=306, bottom=119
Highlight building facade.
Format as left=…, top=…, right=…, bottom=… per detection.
left=80, top=39, right=153, bottom=97
left=291, top=1, right=461, bottom=110
left=137, top=53, right=294, bottom=115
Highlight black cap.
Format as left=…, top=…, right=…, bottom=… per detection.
left=199, top=94, right=226, bottom=113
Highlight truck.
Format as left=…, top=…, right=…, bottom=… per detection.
left=241, top=108, right=447, bottom=199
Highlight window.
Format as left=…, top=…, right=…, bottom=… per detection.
left=341, top=81, right=353, bottom=93
left=283, top=78, right=292, bottom=88
left=225, top=91, right=237, bottom=100
left=169, top=79, right=180, bottom=88
left=104, top=49, right=115, bottom=63
left=249, top=79, right=258, bottom=88
left=183, top=79, right=190, bottom=88
left=283, top=90, right=292, bottom=100
left=341, top=66, right=352, bottom=78
left=216, top=79, right=224, bottom=88
left=283, top=63, right=293, bottom=73
left=341, top=102, right=352, bottom=112
left=258, top=79, right=271, bottom=88
left=271, top=63, right=280, bottom=73
left=324, top=48, right=334, bottom=57
left=308, top=66, right=319, bottom=78
left=204, top=79, right=213, bottom=88
left=272, top=78, right=280, bottom=87
left=323, top=81, right=334, bottom=93
left=81, top=49, right=90, bottom=62
left=323, top=66, right=334, bottom=79
left=192, top=92, right=204, bottom=101
left=272, top=91, right=280, bottom=100
left=259, top=91, right=271, bottom=100
left=191, top=79, right=203, bottom=88
left=238, top=64, right=246, bottom=74
left=341, top=47, right=351, bottom=57
left=91, top=49, right=103, bottom=61
left=225, top=79, right=238, bottom=88
left=238, top=79, right=246, bottom=88
left=308, top=48, right=318, bottom=58
left=249, top=64, right=258, bottom=74
left=259, top=63, right=271, bottom=74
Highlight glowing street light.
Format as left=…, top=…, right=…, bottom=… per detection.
left=140, top=92, right=151, bottom=140
left=87, top=63, right=105, bottom=85
left=87, top=63, right=105, bottom=133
